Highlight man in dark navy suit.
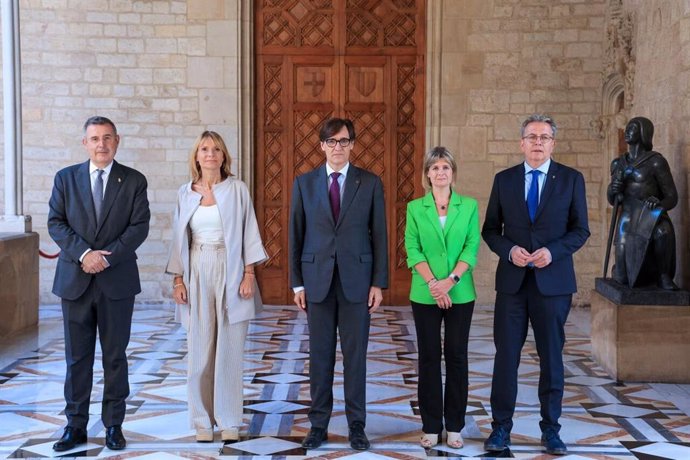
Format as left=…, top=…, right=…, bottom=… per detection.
left=482, top=114, right=589, bottom=456
left=289, top=117, right=388, bottom=450
left=48, top=116, right=150, bottom=452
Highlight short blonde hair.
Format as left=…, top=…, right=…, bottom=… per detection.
left=422, top=146, right=457, bottom=191
left=189, top=130, right=233, bottom=182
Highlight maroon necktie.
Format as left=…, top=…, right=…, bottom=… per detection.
left=329, top=172, right=341, bottom=222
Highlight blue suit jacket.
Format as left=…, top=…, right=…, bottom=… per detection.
left=48, top=160, right=150, bottom=301
left=289, top=164, right=388, bottom=303
left=481, top=161, right=590, bottom=296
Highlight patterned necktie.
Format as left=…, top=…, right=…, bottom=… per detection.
left=93, top=169, right=104, bottom=222
left=527, top=169, right=540, bottom=222
left=329, top=172, right=341, bottom=222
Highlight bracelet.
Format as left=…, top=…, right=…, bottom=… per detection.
left=244, top=271, right=255, bottom=276
left=173, top=283, right=184, bottom=288
left=427, top=277, right=437, bottom=284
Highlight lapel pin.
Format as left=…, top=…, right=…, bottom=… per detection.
left=118, top=177, right=122, bottom=183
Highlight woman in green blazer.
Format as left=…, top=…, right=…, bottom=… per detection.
left=405, top=146, right=480, bottom=449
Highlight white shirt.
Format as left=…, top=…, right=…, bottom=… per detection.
left=89, top=161, right=113, bottom=198
left=80, top=161, right=114, bottom=263
left=189, top=205, right=224, bottom=244
left=523, top=158, right=550, bottom=201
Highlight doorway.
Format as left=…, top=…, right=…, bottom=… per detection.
left=255, top=0, right=426, bottom=305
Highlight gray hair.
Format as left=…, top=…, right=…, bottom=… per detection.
left=83, top=116, right=117, bottom=135
left=520, top=114, right=557, bottom=138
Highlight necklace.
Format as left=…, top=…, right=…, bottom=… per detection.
left=434, top=190, right=450, bottom=211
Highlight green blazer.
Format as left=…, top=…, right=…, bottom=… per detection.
left=405, top=191, right=480, bottom=304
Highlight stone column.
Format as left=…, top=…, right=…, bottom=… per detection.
left=1, top=0, right=30, bottom=233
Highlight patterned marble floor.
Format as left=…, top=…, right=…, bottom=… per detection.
left=0, top=303, right=689, bottom=459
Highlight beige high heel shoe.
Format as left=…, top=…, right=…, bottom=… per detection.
left=195, top=429, right=214, bottom=442
left=446, top=431, right=464, bottom=449
left=420, top=433, right=439, bottom=448
left=221, top=427, right=240, bottom=441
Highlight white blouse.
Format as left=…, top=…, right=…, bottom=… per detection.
left=189, top=205, right=224, bottom=244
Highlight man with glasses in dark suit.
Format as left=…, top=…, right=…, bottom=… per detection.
left=482, top=114, right=589, bottom=456
left=289, top=117, right=388, bottom=451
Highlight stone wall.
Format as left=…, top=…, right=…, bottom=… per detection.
left=2, top=0, right=688, bottom=306
left=431, top=0, right=606, bottom=305
left=2, top=0, right=247, bottom=303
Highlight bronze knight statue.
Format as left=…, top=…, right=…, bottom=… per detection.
left=607, top=116, right=678, bottom=290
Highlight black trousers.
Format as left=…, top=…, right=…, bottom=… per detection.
left=306, top=267, right=370, bottom=429
left=490, top=270, right=571, bottom=433
left=411, top=300, right=475, bottom=434
left=61, top=279, right=134, bottom=429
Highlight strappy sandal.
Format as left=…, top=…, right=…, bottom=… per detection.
left=446, top=431, right=464, bottom=449
left=420, top=433, right=439, bottom=448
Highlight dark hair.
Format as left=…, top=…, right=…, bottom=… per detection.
left=520, top=113, right=557, bottom=138
left=319, top=118, right=356, bottom=142
left=627, top=116, right=654, bottom=151
left=83, top=116, right=117, bottom=135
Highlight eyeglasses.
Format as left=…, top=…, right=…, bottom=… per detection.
left=522, top=134, right=554, bottom=144
left=324, top=138, right=351, bottom=148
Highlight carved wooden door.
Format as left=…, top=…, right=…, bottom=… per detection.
left=255, top=0, right=426, bottom=305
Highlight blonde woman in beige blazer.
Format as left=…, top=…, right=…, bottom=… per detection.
left=166, top=131, right=268, bottom=442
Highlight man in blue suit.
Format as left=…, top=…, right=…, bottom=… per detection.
left=48, top=116, right=150, bottom=452
left=289, top=117, right=388, bottom=450
left=481, top=114, right=589, bottom=456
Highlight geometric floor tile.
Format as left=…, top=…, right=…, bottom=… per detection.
left=2, top=304, right=690, bottom=459
left=0, top=412, right=62, bottom=439
left=221, top=436, right=304, bottom=455
left=583, top=403, right=666, bottom=419
left=244, top=400, right=310, bottom=414
left=7, top=439, right=104, bottom=458
left=124, top=411, right=194, bottom=440
left=625, top=441, right=690, bottom=460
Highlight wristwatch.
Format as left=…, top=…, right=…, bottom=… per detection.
left=449, top=273, right=460, bottom=284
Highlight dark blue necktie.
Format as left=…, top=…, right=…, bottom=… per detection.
left=527, top=169, right=540, bottom=222
left=329, top=172, right=341, bottom=222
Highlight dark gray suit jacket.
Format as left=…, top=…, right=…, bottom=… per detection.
left=289, top=164, right=388, bottom=303
left=48, top=159, right=150, bottom=301
left=482, top=161, right=590, bottom=296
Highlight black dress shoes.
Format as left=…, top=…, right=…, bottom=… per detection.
left=53, top=426, right=87, bottom=452
left=541, top=430, right=567, bottom=455
left=301, top=427, right=327, bottom=448
left=105, top=425, right=126, bottom=450
left=484, top=425, right=511, bottom=452
left=348, top=422, right=370, bottom=450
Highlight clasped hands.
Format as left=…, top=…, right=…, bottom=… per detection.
left=428, top=278, right=453, bottom=309
left=81, top=250, right=111, bottom=274
left=510, top=246, right=552, bottom=268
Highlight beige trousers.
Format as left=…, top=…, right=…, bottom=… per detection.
left=187, top=242, right=248, bottom=431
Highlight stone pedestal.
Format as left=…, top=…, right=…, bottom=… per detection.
left=0, top=233, right=39, bottom=337
left=591, top=278, right=690, bottom=383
